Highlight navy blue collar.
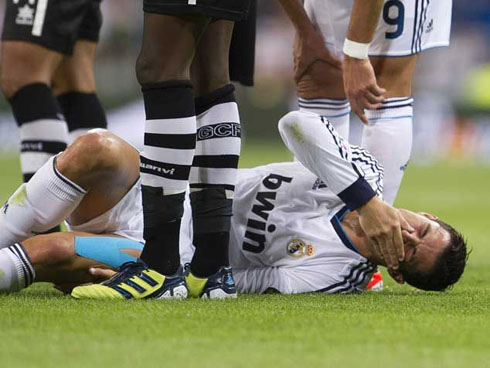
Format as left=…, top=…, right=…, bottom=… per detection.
left=330, top=206, right=360, bottom=254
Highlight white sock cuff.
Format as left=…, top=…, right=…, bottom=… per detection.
left=29, top=155, right=87, bottom=203
left=366, top=97, right=414, bottom=121
left=298, top=98, right=351, bottom=118
left=3, top=243, right=35, bottom=291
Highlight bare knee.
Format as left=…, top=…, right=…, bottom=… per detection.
left=56, top=130, right=122, bottom=184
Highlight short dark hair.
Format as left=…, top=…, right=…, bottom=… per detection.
left=401, top=220, right=468, bottom=292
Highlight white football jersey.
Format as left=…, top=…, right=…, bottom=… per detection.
left=304, top=0, right=452, bottom=57
left=181, top=150, right=383, bottom=294
left=229, top=152, right=382, bottom=294
left=180, top=111, right=384, bottom=294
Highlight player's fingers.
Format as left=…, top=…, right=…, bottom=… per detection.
left=378, top=234, right=399, bottom=271
left=393, top=223, right=405, bottom=262
left=368, top=84, right=387, bottom=97
left=89, top=267, right=116, bottom=280
left=402, top=229, right=420, bottom=245
left=361, top=99, right=383, bottom=111
left=358, top=110, right=369, bottom=125
left=349, top=97, right=368, bottom=124
left=364, top=91, right=385, bottom=105
left=371, top=239, right=383, bottom=260
left=399, top=214, right=415, bottom=233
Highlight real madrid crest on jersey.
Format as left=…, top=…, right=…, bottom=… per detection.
left=286, top=238, right=314, bottom=258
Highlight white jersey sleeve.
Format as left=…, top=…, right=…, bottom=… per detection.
left=279, top=111, right=376, bottom=210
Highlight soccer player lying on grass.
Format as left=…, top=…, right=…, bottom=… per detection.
left=0, top=112, right=467, bottom=297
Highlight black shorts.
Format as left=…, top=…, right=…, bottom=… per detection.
left=2, top=0, right=103, bottom=55
left=229, top=0, right=256, bottom=86
left=144, top=0, right=251, bottom=21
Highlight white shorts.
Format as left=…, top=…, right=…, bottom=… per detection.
left=66, top=178, right=144, bottom=243
left=304, top=0, right=452, bottom=57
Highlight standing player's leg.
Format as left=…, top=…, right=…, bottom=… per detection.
left=186, top=20, right=240, bottom=297
left=54, top=41, right=107, bottom=144
left=295, top=59, right=351, bottom=140
left=361, top=55, right=418, bottom=205
left=53, top=1, right=106, bottom=144
left=136, top=14, right=207, bottom=278
left=0, top=41, right=68, bottom=182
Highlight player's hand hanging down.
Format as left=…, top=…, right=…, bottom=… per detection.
left=357, top=196, right=414, bottom=282
left=342, top=0, right=386, bottom=124
left=342, top=55, right=386, bottom=124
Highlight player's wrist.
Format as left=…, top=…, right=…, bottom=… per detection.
left=356, top=195, right=382, bottom=215
left=343, top=39, right=370, bottom=60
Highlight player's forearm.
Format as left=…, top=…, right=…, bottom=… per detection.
left=277, top=0, right=316, bottom=35
left=346, top=0, right=384, bottom=43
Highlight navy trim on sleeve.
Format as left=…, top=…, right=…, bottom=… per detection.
left=338, top=177, right=376, bottom=210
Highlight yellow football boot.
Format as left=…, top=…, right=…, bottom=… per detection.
left=72, top=261, right=188, bottom=300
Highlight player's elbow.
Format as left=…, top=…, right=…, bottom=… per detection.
left=278, top=111, right=302, bottom=135
left=278, top=111, right=312, bottom=146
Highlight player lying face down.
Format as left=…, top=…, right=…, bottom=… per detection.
left=0, top=123, right=467, bottom=295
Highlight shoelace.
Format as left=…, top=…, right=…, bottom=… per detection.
left=103, top=261, right=148, bottom=287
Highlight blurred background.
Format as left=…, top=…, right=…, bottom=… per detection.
left=0, top=0, right=489, bottom=162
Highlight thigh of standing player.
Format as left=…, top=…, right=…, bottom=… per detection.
left=1, top=0, right=101, bottom=97
left=0, top=0, right=105, bottom=183
left=300, top=0, right=452, bottom=204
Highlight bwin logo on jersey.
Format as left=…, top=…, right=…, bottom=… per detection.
left=242, top=173, right=293, bottom=254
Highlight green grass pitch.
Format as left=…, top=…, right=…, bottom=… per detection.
left=0, top=142, right=489, bottom=368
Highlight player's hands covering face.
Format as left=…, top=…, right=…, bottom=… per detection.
left=342, top=56, right=386, bottom=124
left=357, top=196, right=413, bottom=281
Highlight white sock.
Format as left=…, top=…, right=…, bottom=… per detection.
left=362, top=97, right=413, bottom=205
left=19, top=120, right=68, bottom=181
left=0, top=243, right=35, bottom=293
left=0, top=156, right=87, bottom=248
left=298, top=98, right=351, bottom=140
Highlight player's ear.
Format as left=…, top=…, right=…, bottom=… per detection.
left=388, top=268, right=405, bottom=284
left=418, top=212, right=438, bottom=221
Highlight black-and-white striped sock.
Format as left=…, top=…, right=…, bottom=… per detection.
left=0, top=243, right=35, bottom=292
left=57, top=92, right=108, bottom=144
left=189, top=84, right=241, bottom=277
left=9, top=83, right=68, bottom=182
left=139, top=81, right=196, bottom=275
left=298, top=97, right=351, bottom=140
